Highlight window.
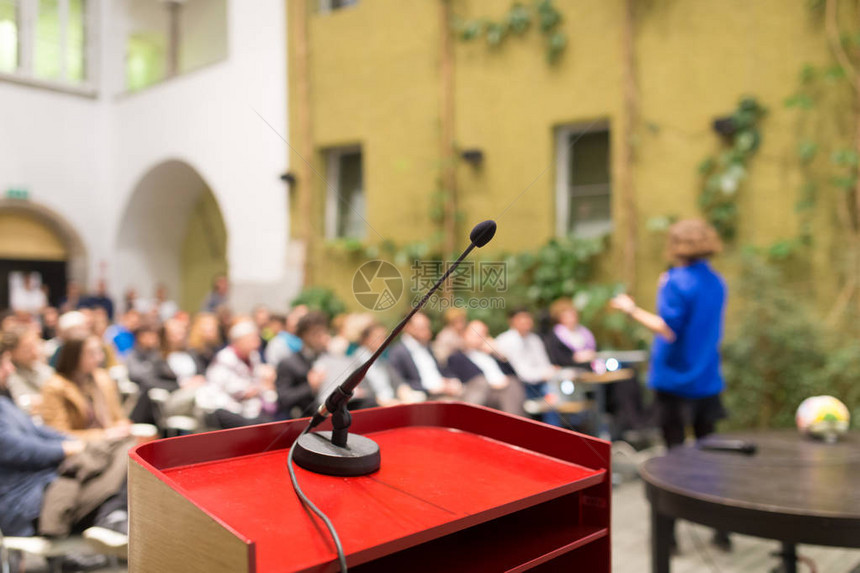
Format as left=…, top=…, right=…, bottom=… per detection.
left=555, top=123, right=612, bottom=238
left=124, top=0, right=228, bottom=93
left=0, top=0, right=19, bottom=73
left=319, top=0, right=358, bottom=14
left=0, top=0, right=93, bottom=89
left=325, top=147, right=366, bottom=240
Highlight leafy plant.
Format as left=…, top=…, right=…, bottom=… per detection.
left=291, top=287, right=347, bottom=319
left=453, top=0, right=568, bottom=64
left=698, top=97, right=766, bottom=241
left=721, top=253, right=858, bottom=429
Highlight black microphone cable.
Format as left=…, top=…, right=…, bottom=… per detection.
left=287, top=426, right=348, bottom=572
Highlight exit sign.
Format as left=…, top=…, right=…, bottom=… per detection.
left=5, top=188, right=29, bottom=200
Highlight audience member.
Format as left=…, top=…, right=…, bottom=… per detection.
left=432, top=307, right=467, bottom=367
left=10, top=272, right=47, bottom=315
left=328, top=312, right=374, bottom=357
left=0, top=342, right=129, bottom=568
left=252, top=305, right=272, bottom=358
left=274, top=311, right=331, bottom=419
left=198, top=319, right=276, bottom=428
left=447, top=320, right=526, bottom=416
left=154, top=283, right=179, bottom=322
left=40, top=306, right=59, bottom=340
left=389, top=313, right=461, bottom=399
left=82, top=279, right=115, bottom=321
left=351, top=322, right=419, bottom=407
left=47, top=310, right=90, bottom=367
left=495, top=307, right=561, bottom=424
left=41, top=336, right=131, bottom=441
left=58, top=281, right=82, bottom=314
left=543, top=298, right=597, bottom=368
left=265, top=304, right=307, bottom=367
left=202, top=274, right=230, bottom=312
left=125, top=323, right=161, bottom=387
left=105, top=309, right=141, bottom=360
left=188, top=312, right=223, bottom=370
left=4, top=328, right=52, bottom=414
left=130, top=319, right=206, bottom=425
left=92, top=307, right=120, bottom=368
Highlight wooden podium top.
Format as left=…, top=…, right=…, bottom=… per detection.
left=130, top=402, right=610, bottom=572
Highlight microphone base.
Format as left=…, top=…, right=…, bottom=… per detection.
left=293, top=431, right=381, bottom=476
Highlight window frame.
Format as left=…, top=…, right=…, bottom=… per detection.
left=324, top=145, right=366, bottom=241
left=0, top=0, right=98, bottom=97
left=554, top=120, right=612, bottom=238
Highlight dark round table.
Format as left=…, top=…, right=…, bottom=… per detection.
left=640, top=431, right=860, bottom=573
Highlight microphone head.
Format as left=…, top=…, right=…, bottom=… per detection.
left=470, top=220, right=497, bottom=248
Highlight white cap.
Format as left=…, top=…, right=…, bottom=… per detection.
left=228, top=320, right=257, bottom=342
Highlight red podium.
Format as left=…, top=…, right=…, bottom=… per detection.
left=129, top=402, right=611, bottom=572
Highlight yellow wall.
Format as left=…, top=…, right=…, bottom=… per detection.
left=289, top=0, right=844, bottom=314
left=0, top=211, right=67, bottom=260
left=180, top=190, right=228, bottom=311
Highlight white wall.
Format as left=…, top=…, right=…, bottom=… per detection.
left=110, top=0, right=292, bottom=310
left=0, top=0, right=297, bottom=311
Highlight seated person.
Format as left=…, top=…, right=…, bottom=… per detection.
left=352, top=322, right=422, bottom=407
left=41, top=335, right=132, bottom=442
left=274, top=312, right=331, bottom=419
left=199, top=319, right=276, bottom=429
left=129, top=318, right=207, bottom=425
left=187, top=312, right=223, bottom=371
left=388, top=313, right=459, bottom=399
left=4, top=327, right=53, bottom=414
left=432, top=308, right=467, bottom=368
left=265, top=304, right=307, bottom=367
left=447, top=320, right=526, bottom=416
left=124, top=323, right=161, bottom=388
left=0, top=342, right=128, bottom=542
left=543, top=298, right=597, bottom=368
left=495, top=307, right=561, bottom=424
left=388, top=313, right=487, bottom=405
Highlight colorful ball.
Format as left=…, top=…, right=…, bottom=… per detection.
left=796, top=395, right=850, bottom=442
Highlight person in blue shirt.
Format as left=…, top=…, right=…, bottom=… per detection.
left=611, top=219, right=730, bottom=552
left=611, top=218, right=727, bottom=448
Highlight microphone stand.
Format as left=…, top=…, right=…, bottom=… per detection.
left=292, top=220, right=497, bottom=476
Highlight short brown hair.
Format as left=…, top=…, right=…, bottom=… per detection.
left=666, top=219, right=722, bottom=263
left=548, top=298, right=576, bottom=324
left=296, top=311, right=329, bottom=339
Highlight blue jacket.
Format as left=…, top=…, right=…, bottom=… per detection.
left=0, top=397, right=66, bottom=536
left=648, top=261, right=726, bottom=399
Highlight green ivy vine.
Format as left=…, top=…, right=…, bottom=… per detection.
left=453, top=0, right=567, bottom=64
left=697, top=97, right=766, bottom=241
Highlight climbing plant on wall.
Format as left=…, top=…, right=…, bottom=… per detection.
left=697, top=97, right=767, bottom=242
left=453, top=0, right=567, bottom=64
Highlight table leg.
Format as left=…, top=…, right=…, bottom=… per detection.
left=779, top=542, right=798, bottom=573
left=651, top=504, right=672, bottom=573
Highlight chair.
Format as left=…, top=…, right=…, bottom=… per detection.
left=147, top=387, right=199, bottom=437
left=1, top=530, right=89, bottom=573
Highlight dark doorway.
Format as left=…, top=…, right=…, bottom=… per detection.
left=0, top=259, right=67, bottom=311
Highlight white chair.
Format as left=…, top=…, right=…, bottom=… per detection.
left=1, top=531, right=90, bottom=573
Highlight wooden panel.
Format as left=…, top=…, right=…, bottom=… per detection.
left=128, top=460, right=252, bottom=573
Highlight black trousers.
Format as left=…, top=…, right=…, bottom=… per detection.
left=655, top=391, right=725, bottom=448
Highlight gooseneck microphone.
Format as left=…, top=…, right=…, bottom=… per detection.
left=291, top=220, right=497, bottom=477
left=306, top=219, right=497, bottom=433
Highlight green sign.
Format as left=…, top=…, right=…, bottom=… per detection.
left=5, top=188, right=29, bottom=200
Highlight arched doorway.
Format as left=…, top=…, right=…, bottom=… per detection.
left=0, top=199, right=88, bottom=311
left=116, top=159, right=228, bottom=312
